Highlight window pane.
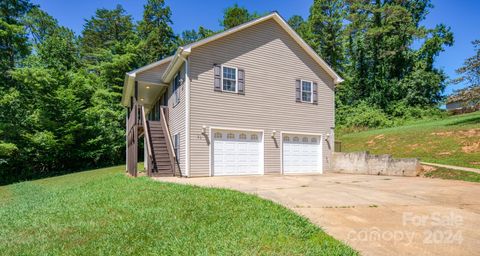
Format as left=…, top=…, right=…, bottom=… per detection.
left=223, top=67, right=236, bottom=80
left=302, top=91, right=311, bottom=102
left=223, top=79, right=236, bottom=92
left=302, top=81, right=311, bottom=91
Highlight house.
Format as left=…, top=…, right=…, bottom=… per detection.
left=446, top=90, right=480, bottom=114
left=121, top=12, right=343, bottom=177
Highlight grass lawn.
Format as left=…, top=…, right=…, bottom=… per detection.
left=0, top=166, right=356, bottom=255
left=338, top=111, right=480, bottom=168
left=424, top=167, right=480, bottom=183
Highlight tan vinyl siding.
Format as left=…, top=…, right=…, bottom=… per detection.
left=137, top=61, right=170, bottom=84
left=188, top=18, right=335, bottom=176
left=166, top=64, right=186, bottom=174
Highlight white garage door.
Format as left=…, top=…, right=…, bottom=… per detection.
left=212, top=130, right=263, bottom=176
left=283, top=134, right=322, bottom=174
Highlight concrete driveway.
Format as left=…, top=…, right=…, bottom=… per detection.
left=155, top=174, right=480, bottom=256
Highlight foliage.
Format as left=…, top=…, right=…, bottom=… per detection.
left=308, top=0, right=345, bottom=72
left=221, top=4, right=260, bottom=29
left=179, top=26, right=215, bottom=45
left=137, top=0, right=177, bottom=64
left=335, top=0, right=453, bottom=110
left=451, top=40, right=480, bottom=107
left=337, top=101, right=391, bottom=128
left=0, top=166, right=357, bottom=255
left=0, top=0, right=33, bottom=86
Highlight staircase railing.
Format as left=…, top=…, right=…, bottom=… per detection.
left=141, top=106, right=155, bottom=175
left=160, top=106, right=181, bottom=176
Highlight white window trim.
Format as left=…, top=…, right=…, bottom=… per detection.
left=221, top=65, right=238, bottom=93
left=300, top=79, right=313, bottom=103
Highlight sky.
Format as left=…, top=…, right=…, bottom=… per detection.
left=31, top=0, right=480, bottom=95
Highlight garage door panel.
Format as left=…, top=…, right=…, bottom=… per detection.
left=283, top=134, right=322, bottom=174
left=212, top=130, right=263, bottom=176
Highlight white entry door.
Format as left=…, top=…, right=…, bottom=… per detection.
left=212, top=130, right=263, bottom=176
left=283, top=134, right=322, bottom=174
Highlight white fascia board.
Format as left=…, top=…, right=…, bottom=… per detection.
left=121, top=73, right=136, bottom=106
left=161, top=47, right=191, bottom=83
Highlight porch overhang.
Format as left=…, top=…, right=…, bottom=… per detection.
left=122, top=75, right=169, bottom=108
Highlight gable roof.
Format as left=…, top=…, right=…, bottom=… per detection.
left=122, top=12, right=343, bottom=106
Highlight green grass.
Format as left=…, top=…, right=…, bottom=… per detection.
left=424, top=167, right=480, bottom=183
left=0, top=166, right=356, bottom=255
left=338, top=111, right=480, bottom=168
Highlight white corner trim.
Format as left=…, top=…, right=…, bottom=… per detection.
left=185, top=57, right=191, bottom=177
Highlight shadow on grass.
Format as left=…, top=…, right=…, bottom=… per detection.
left=446, top=115, right=480, bottom=126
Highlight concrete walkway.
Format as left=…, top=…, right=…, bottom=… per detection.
left=155, top=174, right=480, bottom=256
left=422, top=162, right=480, bottom=174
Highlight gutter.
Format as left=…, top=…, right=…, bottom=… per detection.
left=162, top=47, right=192, bottom=83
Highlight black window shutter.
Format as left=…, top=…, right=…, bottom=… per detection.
left=238, top=69, right=245, bottom=95
left=213, top=64, right=221, bottom=91
left=295, top=79, right=301, bottom=102
left=313, top=82, right=318, bottom=105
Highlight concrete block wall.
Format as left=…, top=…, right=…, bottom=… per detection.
left=332, top=151, right=421, bottom=177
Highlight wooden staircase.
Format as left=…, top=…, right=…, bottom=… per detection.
left=146, top=121, right=175, bottom=176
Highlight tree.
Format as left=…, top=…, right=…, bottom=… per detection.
left=179, top=26, right=215, bottom=45
left=0, top=0, right=33, bottom=86
left=137, top=0, right=177, bottom=64
left=452, top=40, right=480, bottom=107
left=80, top=5, right=135, bottom=58
left=308, top=0, right=345, bottom=72
left=221, top=4, right=259, bottom=29
left=340, top=0, right=453, bottom=109
left=287, top=15, right=312, bottom=42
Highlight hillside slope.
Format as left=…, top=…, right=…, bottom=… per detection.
left=338, top=111, right=480, bottom=168
left=0, top=166, right=355, bottom=255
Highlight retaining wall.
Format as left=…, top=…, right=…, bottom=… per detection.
left=332, top=151, right=421, bottom=176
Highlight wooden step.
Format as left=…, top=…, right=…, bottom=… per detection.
left=154, top=156, right=170, bottom=162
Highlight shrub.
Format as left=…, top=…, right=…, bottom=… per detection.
left=336, top=102, right=391, bottom=128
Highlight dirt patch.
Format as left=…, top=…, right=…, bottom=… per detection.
left=462, top=142, right=480, bottom=153
left=431, top=131, right=454, bottom=136
left=460, top=129, right=480, bottom=138
left=471, top=162, right=480, bottom=165
left=431, top=129, right=480, bottom=138
left=366, top=134, right=386, bottom=146
left=409, top=143, right=419, bottom=150
left=437, top=151, right=452, bottom=156
left=419, top=165, right=437, bottom=176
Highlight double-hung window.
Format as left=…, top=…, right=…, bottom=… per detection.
left=173, top=133, right=180, bottom=161
left=173, top=72, right=181, bottom=106
left=222, top=66, right=237, bottom=92
left=301, top=80, right=313, bottom=103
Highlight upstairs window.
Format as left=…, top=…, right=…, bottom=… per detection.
left=222, top=66, right=237, bottom=92
left=173, top=72, right=181, bottom=106
left=301, top=80, right=313, bottom=103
